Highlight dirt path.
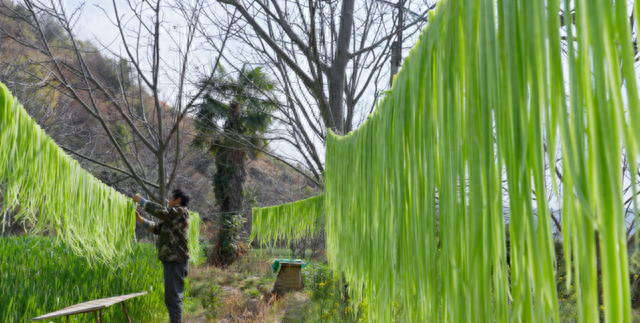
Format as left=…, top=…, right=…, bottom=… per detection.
left=280, top=292, right=310, bottom=323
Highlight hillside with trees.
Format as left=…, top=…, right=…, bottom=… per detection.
left=0, top=0, right=320, bottom=250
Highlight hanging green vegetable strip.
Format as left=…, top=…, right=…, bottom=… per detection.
left=253, top=0, right=640, bottom=322
left=250, top=194, right=324, bottom=245
left=0, top=83, right=136, bottom=263
left=188, top=211, right=205, bottom=266
left=0, top=84, right=205, bottom=266
left=0, top=84, right=204, bottom=266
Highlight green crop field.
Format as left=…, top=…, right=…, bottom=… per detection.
left=0, top=236, right=166, bottom=322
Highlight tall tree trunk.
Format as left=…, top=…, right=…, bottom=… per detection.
left=219, top=149, right=247, bottom=214
left=213, top=145, right=247, bottom=267
left=328, top=0, right=356, bottom=134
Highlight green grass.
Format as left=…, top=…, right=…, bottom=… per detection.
left=0, top=235, right=166, bottom=322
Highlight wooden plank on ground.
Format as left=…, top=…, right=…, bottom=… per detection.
left=31, top=292, right=147, bottom=321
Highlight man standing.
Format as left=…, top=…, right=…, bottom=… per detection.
left=133, top=189, right=190, bottom=323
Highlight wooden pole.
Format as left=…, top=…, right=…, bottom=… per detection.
left=121, top=301, right=132, bottom=323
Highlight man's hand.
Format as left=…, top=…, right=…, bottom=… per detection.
left=132, top=194, right=142, bottom=203
left=135, top=210, right=144, bottom=224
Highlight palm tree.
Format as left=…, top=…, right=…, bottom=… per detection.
left=193, top=64, right=277, bottom=266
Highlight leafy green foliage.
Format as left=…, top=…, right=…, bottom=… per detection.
left=303, top=262, right=368, bottom=322
left=200, top=283, right=223, bottom=321
left=192, top=64, right=277, bottom=156
left=113, top=121, right=132, bottom=153
left=214, top=213, right=247, bottom=266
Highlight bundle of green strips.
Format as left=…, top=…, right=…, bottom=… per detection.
left=252, top=0, right=640, bottom=322
left=0, top=84, right=134, bottom=262
left=188, top=211, right=205, bottom=265
left=0, top=83, right=202, bottom=265
left=251, top=194, right=324, bottom=244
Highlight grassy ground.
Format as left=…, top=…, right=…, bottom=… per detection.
left=183, top=248, right=293, bottom=322
left=183, top=248, right=368, bottom=323
left=183, top=248, right=328, bottom=323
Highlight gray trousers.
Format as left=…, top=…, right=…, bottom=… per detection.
left=163, top=261, right=189, bottom=323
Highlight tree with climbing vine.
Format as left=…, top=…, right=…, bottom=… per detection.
left=193, top=64, right=277, bottom=266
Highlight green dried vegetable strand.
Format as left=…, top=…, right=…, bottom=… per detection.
left=251, top=0, right=638, bottom=321
left=0, top=83, right=204, bottom=266
left=188, top=211, right=205, bottom=266
left=0, top=83, right=135, bottom=264
left=250, top=194, right=324, bottom=245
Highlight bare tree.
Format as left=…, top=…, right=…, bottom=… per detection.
left=204, top=0, right=436, bottom=179
left=0, top=0, right=230, bottom=202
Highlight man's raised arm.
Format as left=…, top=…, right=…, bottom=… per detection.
left=133, top=194, right=173, bottom=221
left=135, top=210, right=160, bottom=234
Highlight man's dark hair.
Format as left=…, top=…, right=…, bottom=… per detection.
left=171, top=188, right=190, bottom=207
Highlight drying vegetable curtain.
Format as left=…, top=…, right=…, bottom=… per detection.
left=252, top=0, right=640, bottom=322
left=251, top=194, right=324, bottom=244
left=0, top=83, right=201, bottom=265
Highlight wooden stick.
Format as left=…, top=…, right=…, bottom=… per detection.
left=121, top=301, right=132, bottom=323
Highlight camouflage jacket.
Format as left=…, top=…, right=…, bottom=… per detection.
left=140, top=201, right=190, bottom=263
